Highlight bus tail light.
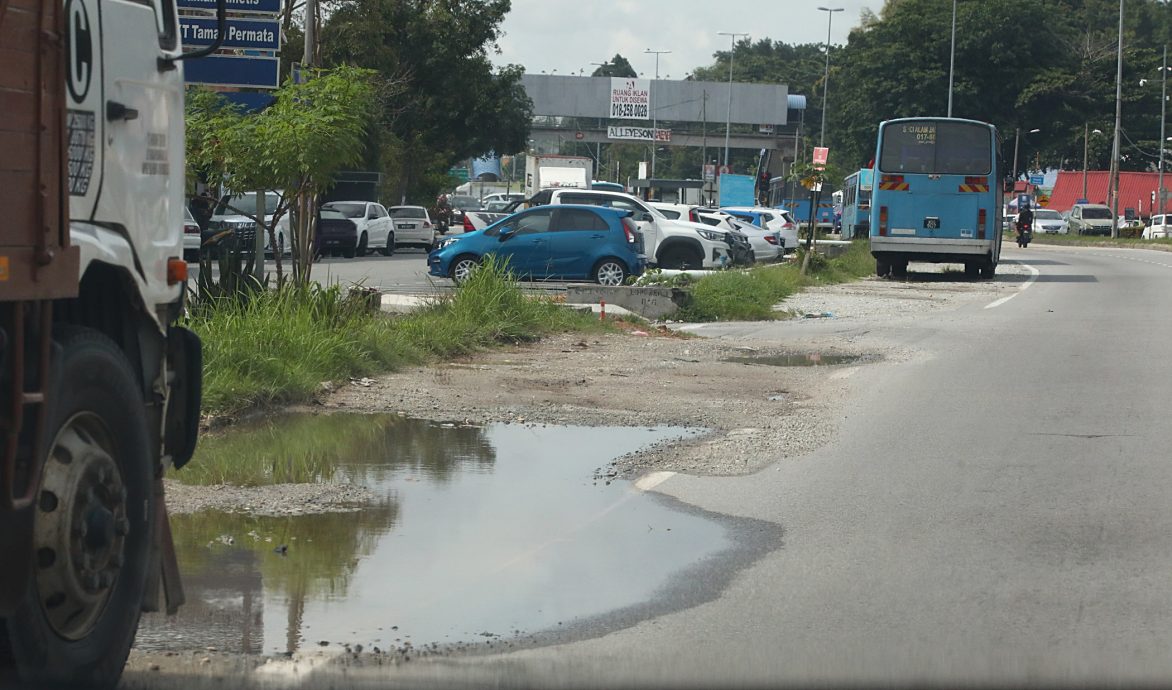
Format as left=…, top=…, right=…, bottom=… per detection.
left=878, top=206, right=888, bottom=236
left=977, top=208, right=987, bottom=240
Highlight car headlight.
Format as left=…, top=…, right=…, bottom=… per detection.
left=696, top=228, right=725, bottom=242
left=438, top=237, right=461, bottom=249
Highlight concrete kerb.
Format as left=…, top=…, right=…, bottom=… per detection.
left=378, top=290, right=643, bottom=319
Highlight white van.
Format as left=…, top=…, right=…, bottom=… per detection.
left=1144, top=214, right=1172, bottom=239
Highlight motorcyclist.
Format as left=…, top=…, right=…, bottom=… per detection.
left=435, top=192, right=453, bottom=231
left=1016, top=203, right=1034, bottom=246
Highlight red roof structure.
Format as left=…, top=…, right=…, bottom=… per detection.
left=1047, top=170, right=1164, bottom=215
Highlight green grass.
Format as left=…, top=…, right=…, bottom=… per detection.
left=1026, top=231, right=1172, bottom=249
left=187, top=257, right=607, bottom=416
left=678, top=240, right=874, bottom=322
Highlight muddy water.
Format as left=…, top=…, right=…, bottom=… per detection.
left=137, top=417, right=729, bottom=656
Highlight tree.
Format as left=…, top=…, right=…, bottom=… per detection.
left=591, top=54, right=637, bottom=78
left=320, top=0, right=533, bottom=203
left=186, top=65, right=381, bottom=286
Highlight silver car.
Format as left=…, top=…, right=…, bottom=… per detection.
left=1029, top=208, right=1067, bottom=234
left=388, top=206, right=438, bottom=249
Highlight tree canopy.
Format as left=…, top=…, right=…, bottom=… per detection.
left=320, top=0, right=533, bottom=202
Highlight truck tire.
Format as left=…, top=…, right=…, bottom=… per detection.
left=875, top=257, right=891, bottom=277
left=980, top=260, right=996, bottom=280
left=0, top=327, right=155, bottom=690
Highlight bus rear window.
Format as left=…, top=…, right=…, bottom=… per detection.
left=879, top=121, right=992, bottom=175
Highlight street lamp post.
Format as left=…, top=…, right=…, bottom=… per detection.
left=817, top=7, right=843, bottom=147
left=645, top=49, right=670, bottom=179
left=947, top=0, right=957, bottom=117
left=718, top=31, right=748, bottom=168
left=1083, top=124, right=1103, bottom=201
left=1011, top=127, right=1040, bottom=185
left=1109, top=0, right=1124, bottom=238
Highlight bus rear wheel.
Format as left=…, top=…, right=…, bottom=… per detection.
left=980, top=261, right=996, bottom=280
left=875, top=257, right=891, bottom=277
left=964, top=262, right=980, bottom=279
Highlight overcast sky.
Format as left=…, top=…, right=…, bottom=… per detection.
left=491, top=0, right=877, bottom=86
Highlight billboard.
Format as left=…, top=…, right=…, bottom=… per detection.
left=607, top=125, right=670, bottom=142
left=609, top=78, right=650, bottom=120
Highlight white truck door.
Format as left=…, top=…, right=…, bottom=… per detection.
left=94, top=0, right=184, bottom=301
left=64, top=0, right=104, bottom=221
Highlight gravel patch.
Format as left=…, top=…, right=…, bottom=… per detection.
left=164, top=479, right=375, bottom=516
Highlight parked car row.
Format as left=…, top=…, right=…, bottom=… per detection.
left=428, top=188, right=815, bottom=285
left=192, top=191, right=444, bottom=260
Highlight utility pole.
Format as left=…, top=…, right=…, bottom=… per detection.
left=645, top=49, right=670, bottom=180
left=817, top=7, right=843, bottom=147
left=303, top=0, right=316, bottom=68
left=1160, top=45, right=1168, bottom=215
left=718, top=31, right=748, bottom=168
left=1109, top=0, right=1124, bottom=238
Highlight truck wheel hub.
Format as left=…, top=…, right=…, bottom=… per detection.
left=33, top=413, right=127, bottom=641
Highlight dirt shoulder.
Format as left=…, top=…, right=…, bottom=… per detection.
left=327, top=264, right=1030, bottom=478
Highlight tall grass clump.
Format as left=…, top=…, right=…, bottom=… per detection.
left=189, top=283, right=407, bottom=414
left=189, top=257, right=607, bottom=415
left=679, top=240, right=873, bottom=322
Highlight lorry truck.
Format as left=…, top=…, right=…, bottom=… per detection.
left=0, top=0, right=211, bottom=686
left=523, top=155, right=593, bottom=198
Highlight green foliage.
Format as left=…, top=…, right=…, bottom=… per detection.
left=678, top=241, right=874, bottom=322
left=185, top=66, right=379, bottom=286
left=321, top=0, right=533, bottom=202
left=630, top=268, right=694, bottom=287
left=188, top=259, right=607, bottom=416
left=592, top=54, right=638, bottom=77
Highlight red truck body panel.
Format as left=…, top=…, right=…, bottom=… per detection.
left=0, top=0, right=79, bottom=301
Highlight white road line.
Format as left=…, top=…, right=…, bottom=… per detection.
left=985, top=262, right=1040, bottom=309
left=634, top=470, right=677, bottom=492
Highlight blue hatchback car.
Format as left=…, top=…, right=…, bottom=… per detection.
left=428, top=205, right=646, bottom=285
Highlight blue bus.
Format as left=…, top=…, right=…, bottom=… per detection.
left=869, top=117, right=1002, bottom=278
left=841, top=168, right=873, bottom=239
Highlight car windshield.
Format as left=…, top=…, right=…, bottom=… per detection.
left=450, top=196, right=479, bottom=208
left=1082, top=207, right=1113, bottom=219
left=1034, top=210, right=1062, bottom=220
left=389, top=207, right=427, bottom=219
left=216, top=192, right=281, bottom=216
left=324, top=202, right=367, bottom=218
left=319, top=209, right=347, bottom=220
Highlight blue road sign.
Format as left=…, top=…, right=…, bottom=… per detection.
left=184, top=55, right=279, bottom=89
left=1029, top=174, right=1044, bottom=186
left=177, top=0, right=281, bottom=14
left=180, top=17, right=280, bottom=50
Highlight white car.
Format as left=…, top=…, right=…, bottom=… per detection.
left=535, top=189, right=740, bottom=269
left=183, top=206, right=201, bottom=260
left=721, top=206, right=799, bottom=253
left=388, top=206, right=438, bottom=249
left=1144, top=214, right=1172, bottom=239
left=481, top=192, right=524, bottom=207
left=323, top=201, right=396, bottom=256
left=211, top=190, right=290, bottom=256
left=694, top=209, right=783, bottom=262
left=1029, top=208, right=1067, bottom=234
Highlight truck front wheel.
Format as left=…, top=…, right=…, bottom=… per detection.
left=1, top=327, right=155, bottom=690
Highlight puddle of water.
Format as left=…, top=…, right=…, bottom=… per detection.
left=138, top=417, right=724, bottom=655
left=724, top=353, right=868, bottom=367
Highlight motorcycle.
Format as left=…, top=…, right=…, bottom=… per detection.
left=1016, top=218, right=1032, bottom=248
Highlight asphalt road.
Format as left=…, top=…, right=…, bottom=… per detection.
left=359, top=246, right=1172, bottom=687
left=151, top=245, right=1172, bottom=687
left=190, top=247, right=445, bottom=293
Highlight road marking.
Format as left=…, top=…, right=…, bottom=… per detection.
left=984, top=262, right=1040, bottom=309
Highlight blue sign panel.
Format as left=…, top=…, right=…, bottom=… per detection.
left=184, top=55, right=280, bottom=89
left=1029, top=174, right=1044, bottom=186
left=177, top=0, right=281, bottom=14
left=180, top=17, right=280, bottom=50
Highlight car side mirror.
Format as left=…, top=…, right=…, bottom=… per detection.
left=640, top=212, right=654, bottom=222
left=499, top=227, right=516, bottom=240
